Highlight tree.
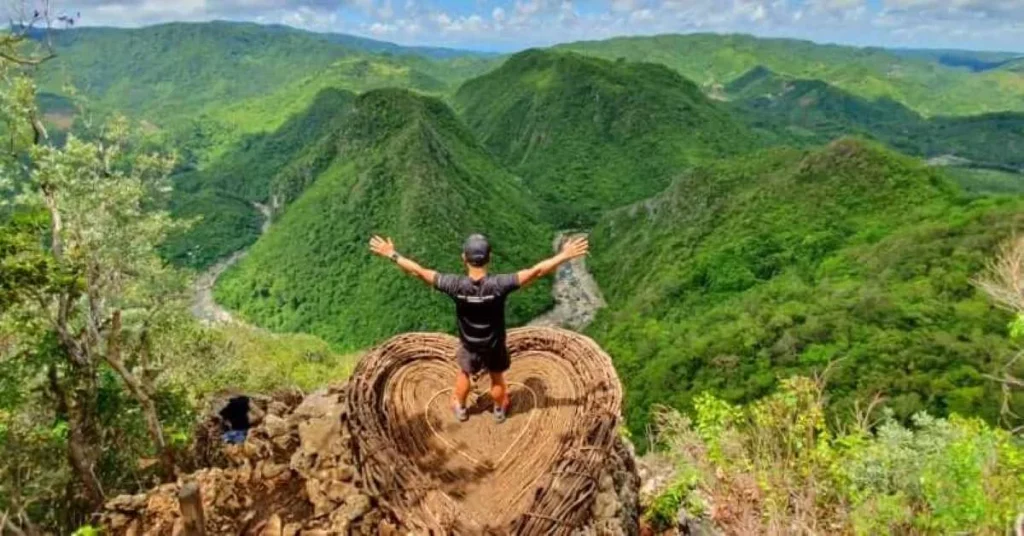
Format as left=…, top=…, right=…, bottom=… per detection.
left=974, top=235, right=1024, bottom=431
left=0, top=2, right=187, bottom=520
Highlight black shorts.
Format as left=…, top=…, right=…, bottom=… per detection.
left=456, top=344, right=511, bottom=375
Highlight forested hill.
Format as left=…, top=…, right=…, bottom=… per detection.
left=455, top=49, right=756, bottom=227
left=162, top=88, right=357, bottom=268
left=35, top=21, right=496, bottom=129
left=726, top=66, right=1024, bottom=172
left=213, top=89, right=554, bottom=351
left=557, top=33, right=1024, bottom=116
left=587, top=138, right=1024, bottom=438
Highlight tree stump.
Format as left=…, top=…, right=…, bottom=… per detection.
left=178, top=481, right=206, bottom=536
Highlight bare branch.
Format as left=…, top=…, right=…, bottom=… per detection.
left=973, top=234, right=1024, bottom=314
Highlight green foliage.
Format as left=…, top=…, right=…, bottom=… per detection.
left=652, top=376, right=1024, bottom=535
left=946, top=168, right=1024, bottom=196
left=727, top=67, right=1024, bottom=172
left=455, top=49, right=757, bottom=227
left=162, top=88, right=356, bottom=268
left=213, top=89, right=554, bottom=351
left=559, top=33, right=1024, bottom=116
left=162, top=323, right=360, bottom=396
left=37, top=22, right=492, bottom=131
left=587, top=139, right=1024, bottom=442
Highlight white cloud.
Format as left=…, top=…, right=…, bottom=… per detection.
left=630, top=8, right=654, bottom=22
left=611, top=0, right=639, bottom=12
left=55, top=0, right=1024, bottom=53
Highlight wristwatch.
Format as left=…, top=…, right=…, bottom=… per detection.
left=389, top=252, right=401, bottom=262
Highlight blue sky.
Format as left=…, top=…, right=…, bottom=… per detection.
left=59, top=0, right=1024, bottom=53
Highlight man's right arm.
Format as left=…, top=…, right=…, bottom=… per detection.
left=369, top=235, right=438, bottom=286
left=516, top=236, right=590, bottom=288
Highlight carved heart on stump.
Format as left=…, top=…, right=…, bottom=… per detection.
left=347, top=327, right=623, bottom=535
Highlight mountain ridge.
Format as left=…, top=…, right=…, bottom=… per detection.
left=586, top=138, right=1024, bottom=438
left=456, top=48, right=756, bottom=227
left=213, top=88, right=555, bottom=350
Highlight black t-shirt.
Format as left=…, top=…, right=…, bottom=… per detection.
left=434, top=273, right=521, bottom=352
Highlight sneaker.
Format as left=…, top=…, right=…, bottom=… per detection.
left=453, top=403, right=468, bottom=422
left=493, top=405, right=508, bottom=424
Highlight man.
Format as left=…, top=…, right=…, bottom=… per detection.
left=369, top=233, right=589, bottom=423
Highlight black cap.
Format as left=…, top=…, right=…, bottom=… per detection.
left=463, top=234, right=491, bottom=267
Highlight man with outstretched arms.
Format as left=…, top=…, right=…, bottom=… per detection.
left=369, top=234, right=589, bottom=423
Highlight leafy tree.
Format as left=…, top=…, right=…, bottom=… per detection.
left=0, top=10, right=189, bottom=525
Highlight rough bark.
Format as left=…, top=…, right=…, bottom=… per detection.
left=49, top=365, right=105, bottom=508
left=102, top=310, right=175, bottom=478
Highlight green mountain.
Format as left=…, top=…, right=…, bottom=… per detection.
left=558, top=34, right=1024, bottom=116
left=586, top=139, right=1024, bottom=438
left=1001, top=58, right=1024, bottom=73
left=726, top=66, right=918, bottom=140
left=36, top=21, right=498, bottom=135
left=455, top=49, right=756, bottom=227
left=161, top=88, right=357, bottom=269
left=889, top=48, right=1024, bottom=72
left=213, top=89, right=554, bottom=350
left=727, top=67, right=1024, bottom=172
left=198, top=53, right=496, bottom=148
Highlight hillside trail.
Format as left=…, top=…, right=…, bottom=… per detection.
left=190, top=201, right=273, bottom=326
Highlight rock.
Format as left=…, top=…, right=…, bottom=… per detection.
left=337, top=465, right=355, bottom=482
left=326, top=480, right=355, bottom=503
left=263, top=414, right=290, bottom=438
left=340, top=494, right=372, bottom=522
left=298, top=415, right=339, bottom=455
left=262, top=462, right=289, bottom=480
left=283, top=523, right=301, bottom=536
left=269, top=401, right=290, bottom=417
left=600, top=472, right=615, bottom=492
left=273, top=433, right=296, bottom=451
left=594, top=490, right=620, bottom=520
left=291, top=393, right=336, bottom=421
left=378, top=520, right=399, bottom=536
left=106, top=513, right=132, bottom=530
left=105, top=494, right=148, bottom=512
left=261, top=514, right=283, bottom=536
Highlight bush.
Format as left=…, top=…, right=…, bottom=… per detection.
left=649, top=376, right=1024, bottom=535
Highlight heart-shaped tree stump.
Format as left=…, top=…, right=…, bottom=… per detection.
left=347, top=327, right=623, bottom=535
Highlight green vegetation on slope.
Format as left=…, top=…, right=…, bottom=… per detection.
left=39, top=22, right=353, bottom=123
left=214, top=89, right=554, bottom=351
left=455, top=49, right=756, bottom=227
left=889, top=47, right=1024, bottom=72
left=162, top=88, right=356, bottom=268
left=646, top=377, right=1024, bottom=534
left=36, top=21, right=499, bottom=152
left=587, top=139, right=1024, bottom=439
left=559, top=34, right=1024, bottom=116
left=947, top=167, right=1024, bottom=196
left=728, top=67, right=1024, bottom=171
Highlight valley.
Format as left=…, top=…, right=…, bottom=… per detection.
left=3, top=18, right=1024, bottom=535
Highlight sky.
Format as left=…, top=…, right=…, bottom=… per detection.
left=36, top=0, right=1024, bottom=53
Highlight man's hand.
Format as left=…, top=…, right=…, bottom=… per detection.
left=369, top=235, right=397, bottom=258
left=371, top=235, right=438, bottom=285
left=517, top=235, right=592, bottom=288
left=560, top=236, right=590, bottom=260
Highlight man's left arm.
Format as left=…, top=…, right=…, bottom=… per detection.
left=369, top=235, right=437, bottom=286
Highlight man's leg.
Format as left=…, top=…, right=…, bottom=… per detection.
left=453, top=370, right=472, bottom=408
left=489, top=372, right=511, bottom=411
